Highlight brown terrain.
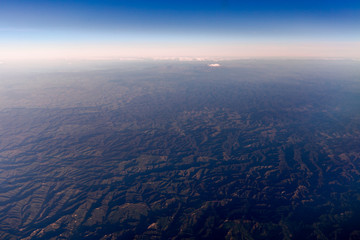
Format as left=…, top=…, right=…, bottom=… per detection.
left=0, top=60, right=359, bottom=239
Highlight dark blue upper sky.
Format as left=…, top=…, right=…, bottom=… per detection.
left=2, top=0, right=359, bottom=32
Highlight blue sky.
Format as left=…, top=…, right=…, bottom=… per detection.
left=0, top=0, right=359, bottom=60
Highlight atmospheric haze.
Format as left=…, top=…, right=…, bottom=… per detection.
left=0, top=0, right=359, bottom=61
left=1, top=1, right=360, bottom=240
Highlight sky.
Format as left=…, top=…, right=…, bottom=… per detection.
left=0, top=0, right=359, bottom=60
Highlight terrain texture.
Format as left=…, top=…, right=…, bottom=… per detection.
left=0, top=60, right=360, bottom=239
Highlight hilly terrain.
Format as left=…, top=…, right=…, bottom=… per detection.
left=0, top=60, right=360, bottom=239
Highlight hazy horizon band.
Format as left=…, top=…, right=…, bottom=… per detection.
left=1, top=0, right=359, bottom=60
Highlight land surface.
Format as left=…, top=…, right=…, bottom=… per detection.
left=0, top=60, right=360, bottom=239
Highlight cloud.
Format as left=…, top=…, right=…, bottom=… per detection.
left=208, top=63, right=221, bottom=67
